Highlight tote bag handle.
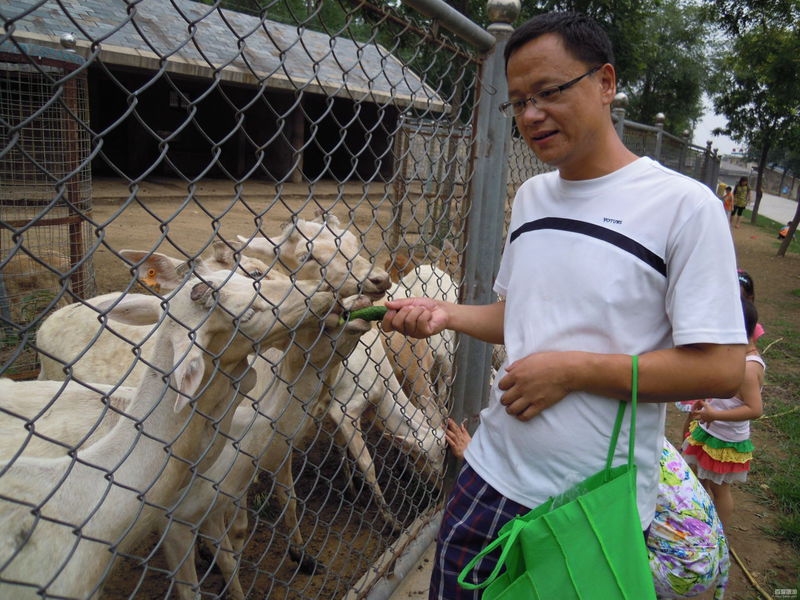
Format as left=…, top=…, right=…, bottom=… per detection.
left=457, top=355, right=639, bottom=591
left=606, top=354, right=638, bottom=470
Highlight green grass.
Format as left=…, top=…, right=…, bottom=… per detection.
left=753, top=293, right=800, bottom=551
left=744, top=209, right=800, bottom=255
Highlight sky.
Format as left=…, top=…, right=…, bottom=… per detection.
left=691, top=97, right=739, bottom=156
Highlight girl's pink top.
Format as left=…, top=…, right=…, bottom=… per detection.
left=754, top=322, right=765, bottom=341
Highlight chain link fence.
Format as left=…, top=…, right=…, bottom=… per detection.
left=0, top=1, right=484, bottom=598
left=0, top=2, right=721, bottom=599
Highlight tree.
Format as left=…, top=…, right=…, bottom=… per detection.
left=459, top=0, right=710, bottom=136
left=621, top=0, right=709, bottom=134
left=709, top=24, right=800, bottom=223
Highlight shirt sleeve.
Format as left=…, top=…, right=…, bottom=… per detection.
left=665, top=191, right=747, bottom=347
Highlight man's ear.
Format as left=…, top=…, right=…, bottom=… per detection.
left=598, top=63, right=616, bottom=104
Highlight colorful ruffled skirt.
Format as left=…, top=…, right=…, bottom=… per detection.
left=682, top=421, right=753, bottom=484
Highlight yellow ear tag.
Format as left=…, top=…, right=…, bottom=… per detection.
left=142, top=267, right=158, bottom=289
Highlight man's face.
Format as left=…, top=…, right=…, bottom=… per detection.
left=506, top=33, right=615, bottom=180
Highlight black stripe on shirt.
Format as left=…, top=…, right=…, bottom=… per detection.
left=509, top=217, right=667, bottom=277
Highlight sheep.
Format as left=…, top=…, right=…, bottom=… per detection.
left=160, top=294, right=374, bottom=600
left=238, top=220, right=455, bottom=528
left=0, top=270, right=337, bottom=599
left=236, top=212, right=391, bottom=301
left=379, top=263, right=458, bottom=429
left=19, top=273, right=335, bottom=471
left=36, top=245, right=268, bottom=384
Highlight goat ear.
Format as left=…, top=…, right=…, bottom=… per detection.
left=385, top=252, right=414, bottom=284
left=120, top=249, right=185, bottom=292
left=95, top=294, right=162, bottom=325
left=236, top=235, right=279, bottom=260
left=172, top=346, right=205, bottom=413
left=396, top=253, right=414, bottom=278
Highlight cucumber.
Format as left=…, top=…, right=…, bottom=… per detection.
left=338, top=305, right=388, bottom=325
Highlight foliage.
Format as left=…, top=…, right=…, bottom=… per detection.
left=705, top=0, right=800, bottom=224
left=702, top=0, right=800, bottom=36
left=620, top=0, right=709, bottom=133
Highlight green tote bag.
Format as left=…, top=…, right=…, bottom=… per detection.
left=457, top=355, right=656, bottom=600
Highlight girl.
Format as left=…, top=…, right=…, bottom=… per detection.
left=683, top=297, right=764, bottom=529
left=738, top=269, right=765, bottom=340
left=731, top=177, right=750, bottom=229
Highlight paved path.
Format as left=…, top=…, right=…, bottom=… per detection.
left=756, top=192, right=798, bottom=224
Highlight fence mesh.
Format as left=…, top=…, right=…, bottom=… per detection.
left=0, top=47, right=96, bottom=379
left=0, top=1, right=479, bottom=599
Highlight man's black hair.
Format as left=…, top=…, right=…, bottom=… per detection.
left=504, top=12, right=615, bottom=71
left=742, top=297, right=758, bottom=339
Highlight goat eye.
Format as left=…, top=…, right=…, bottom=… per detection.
left=299, top=252, right=313, bottom=264
left=247, top=270, right=263, bottom=280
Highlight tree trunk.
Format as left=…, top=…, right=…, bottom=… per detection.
left=750, top=142, right=770, bottom=224
left=776, top=187, right=800, bottom=257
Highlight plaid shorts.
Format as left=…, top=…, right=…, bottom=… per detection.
left=429, top=462, right=530, bottom=600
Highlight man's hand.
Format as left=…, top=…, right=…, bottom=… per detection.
left=382, top=297, right=448, bottom=338
left=497, top=352, right=576, bottom=421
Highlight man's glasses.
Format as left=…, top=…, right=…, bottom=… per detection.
left=499, top=65, right=602, bottom=118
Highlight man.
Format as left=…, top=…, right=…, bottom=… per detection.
left=382, top=12, right=746, bottom=598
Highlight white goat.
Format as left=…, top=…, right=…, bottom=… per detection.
left=0, top=271, right=336, bottom=599
left=241, top=217, right=450, bottom=526
left=160, top=294, right=373, bottom=600
left=380, top=264, right=457, bottom=428
left=236, top=213, right=391, bottom=301
left=36, top=245, right=267, bottom=384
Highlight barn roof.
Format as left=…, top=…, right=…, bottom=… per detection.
left=2, top=0, right=446, bottom=111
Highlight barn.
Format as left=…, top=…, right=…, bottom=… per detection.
left=3, top=0, right=446, bottom=182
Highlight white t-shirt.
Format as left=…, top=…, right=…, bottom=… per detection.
left=464, top=157, right=746, bottom=528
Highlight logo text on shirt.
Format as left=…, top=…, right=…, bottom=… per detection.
left=603, top=217, right=623, bottom=225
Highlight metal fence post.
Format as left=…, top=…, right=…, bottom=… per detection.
left=447, top=1, right=518, bottom=489
left=678, top=129, right=689, bottom=174
left=653, top=112, right=665, bottom=163
left=711, top=148, right=721, bottom=188
left=612, top=92, right=627, bottom=140
left=700, top=140, right=712, bottom=187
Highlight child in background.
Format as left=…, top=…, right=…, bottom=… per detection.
left=778, top=221, right=792, bottom=240
left=682, top=297, right=765, bottom=529
left=722, top=186, right=734, bottom=220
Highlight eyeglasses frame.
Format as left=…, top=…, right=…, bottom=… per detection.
left=499, top=64, right=604, bottom=117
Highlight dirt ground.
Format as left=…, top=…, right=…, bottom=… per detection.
left=662, top=221, right=800, bottom=600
